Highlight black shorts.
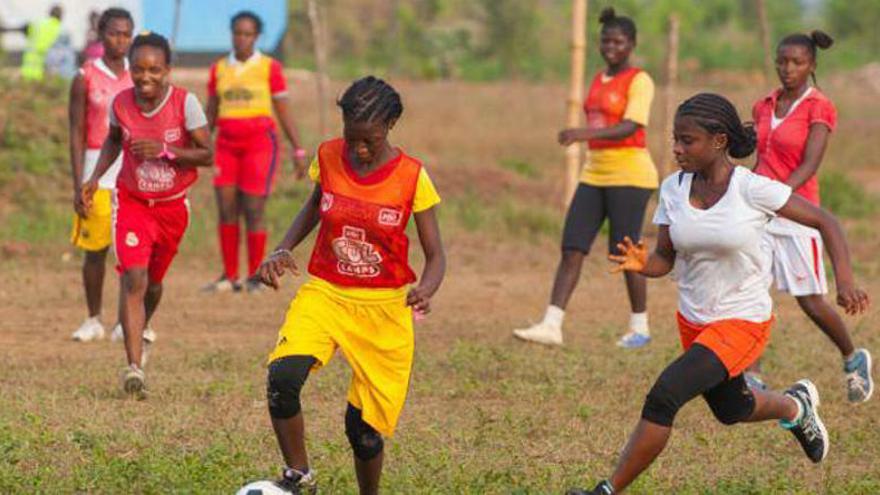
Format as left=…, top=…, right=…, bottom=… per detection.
left=561, top=183, right=654, bottom=255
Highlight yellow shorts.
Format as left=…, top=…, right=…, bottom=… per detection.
left=268, top=278, right=414, bottom=437
left=70, top=188, right=113, bottom=252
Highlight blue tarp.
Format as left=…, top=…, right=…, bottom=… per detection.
left=142, top=0, right=287, bottom=52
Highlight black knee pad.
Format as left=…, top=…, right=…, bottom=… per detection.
left=641, top=376, right=682, bottom=427
left=344, top=403, right=384, bottom=461
left=704, top=375, right=756, bottom=425
left=266, top=356, right=315, bottom=419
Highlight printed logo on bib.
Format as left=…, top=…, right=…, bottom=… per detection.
left=331, top=226, right=382, bottom=278
left=320, top=192, right=334, bottom=212
left=135, top=160, right=177, bottom=192
left=125, top=231, right=139, bottom=247
left=378, top=208, right=403, bottom=226
left=164, top=128, right=182, bottom=142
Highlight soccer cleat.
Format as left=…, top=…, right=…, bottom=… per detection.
left=616, top=331, right=651, bottom=349
left=845, top=348, right=874, bottom=403
left=744, top=371, right=768, bottom=391
left=200, top=275, right=242, bottom=294
left=782, top=379, right=828, bottom=463
left=566, top=480, right=614, bottom=495
left=513, top=321, right=563, bottom=346
left=110, top=323, right=124, bottom=342
left=275, top=468, right=317, bottom=494
left=121, top=364, right=147, bottom=400
left=141, top=326, right=157, bottom=366
left=245, top=276, right=267, bottom=294
left=72, top=317, right=105, bottom=342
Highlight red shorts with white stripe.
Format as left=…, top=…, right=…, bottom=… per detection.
left=768, top=232, right=828, bottom=296
left=113, top=188, right=190, bottom=284
left=213, top=129, right=281, bottom=197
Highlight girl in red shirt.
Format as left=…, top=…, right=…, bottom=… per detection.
left=750, top=31, right=872, bottom=403
left=82, top=32, right=213, bottom=398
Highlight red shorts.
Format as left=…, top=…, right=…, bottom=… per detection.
left=113, top=189, right=190, bottom=284
left=213, top=129, right=281, bottom=196
left=677, top=312, right=773, bottom=377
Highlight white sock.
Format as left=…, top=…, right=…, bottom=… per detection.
left=542, top=305, right=565, bottom=329
left=789, top=395, right=804, bottom=423
left=86, top=315, right=101, bottom=324
left=629, top=312, right=649, bottom=335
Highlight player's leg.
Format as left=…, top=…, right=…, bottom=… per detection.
left=206, top=137, right=243, bottom=292
left=240, top=129, right=279, bottom=292
left=241, top=192, right=269, bottom=292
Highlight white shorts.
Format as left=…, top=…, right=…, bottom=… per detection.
left=768, top=232, right=828, bottom=296
left=84, top=148, right=122, bottom=190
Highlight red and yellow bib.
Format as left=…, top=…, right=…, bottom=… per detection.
left=584, top=67, right=646, bottom=150
left=308, top=138, right=420, bottom=288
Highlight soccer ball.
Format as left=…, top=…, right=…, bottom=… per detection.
left=235, top=480, right=289, bottom=495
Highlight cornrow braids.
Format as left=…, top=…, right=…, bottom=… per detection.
left=778, top=30, right=834, bottom=86
left=337, top=76, right=403, bottom=125
left=676, top=93, right=756, bottom=159
left=130, top=31, right=172, bottom=65
left=598, top=7, right=637, bottom=43
left=98, top=8, right=133, bottom=34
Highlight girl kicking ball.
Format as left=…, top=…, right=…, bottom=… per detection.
left=81, top=32, right=213, bottom=397
left=256, top=76, right=445, bottom=494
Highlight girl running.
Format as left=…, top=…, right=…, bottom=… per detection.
left=749, top=30, right=872, bottom=402
left=202, top=10, right=308, bottom=294
left=69, top=8, right=133, bottom=343
left=257, top=76, right=445, bottom=494
left=514, top=7, right=657, bottom=348
left=567, top=93, right=869, bottom=495
left=81, top=32, right=213, bottom=397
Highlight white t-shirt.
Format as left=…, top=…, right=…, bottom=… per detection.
left=653, top=166, right=792, bottom=324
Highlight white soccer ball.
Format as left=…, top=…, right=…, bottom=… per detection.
left=235, top=480, right=289, bottom=495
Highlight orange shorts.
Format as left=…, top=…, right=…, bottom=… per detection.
left=677, top=312, right=773, bottom=377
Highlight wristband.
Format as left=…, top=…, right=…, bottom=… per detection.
left=159, top=142, right=177, bottom=161
left=293, top=148, right=307, bottom=159
left=272, top=248, right=293, bottom=259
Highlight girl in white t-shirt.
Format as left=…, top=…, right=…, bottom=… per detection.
left=567, top=93, right=869, bottom=495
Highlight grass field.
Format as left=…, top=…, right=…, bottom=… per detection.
left=1, top=72, right=880, bottom=494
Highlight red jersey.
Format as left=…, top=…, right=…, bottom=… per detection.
left=308, top=138, right=420, bottom=288
left=81, top=58, right=132, bottom=149
left=113, top=86, right=198, bottom=200
left=584, top=67, right=647, bottom=150
left=753, top=88, right=837, bottom=205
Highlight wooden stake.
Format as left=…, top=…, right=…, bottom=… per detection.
left=563, top=0, right=588, bottom=209
left=307, top=0, right=329, bottom=137
left=756, top=0, right=774, bottom=83
left=661, top=13, right=680, bottom=179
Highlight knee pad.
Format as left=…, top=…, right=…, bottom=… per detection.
left=705, top=376, right=755, bottom=425
left=345, top=404, right=384, bottom=461
left=266, top=356, right=314, bottom=419
left=641, top=377, right=682, bottom=427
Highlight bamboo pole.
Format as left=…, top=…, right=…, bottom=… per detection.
left=307, top=0, right=329, bottom=137
left=563, top=0, right=588, bottom=209
left=661, top=14, right=680, bottom=179
left=756, top=0, right=774, bottom=83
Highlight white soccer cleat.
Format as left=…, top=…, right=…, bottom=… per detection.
left=513, top=321, right=563, bottom=346
left=72, top=317, right=105, bottom=342
left=121, top=364, right=147, bottom=399
left=110, top=323, right=124, bottom=342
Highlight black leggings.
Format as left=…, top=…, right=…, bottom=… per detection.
left=561, top=184, right=654, bottom=254
left=641, top=344, right=756, bottom=427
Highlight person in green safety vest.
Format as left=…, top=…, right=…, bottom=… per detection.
left=19, top=5, right=65, bottom=81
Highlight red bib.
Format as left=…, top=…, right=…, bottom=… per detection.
left=583, top=67, right=646, bottom=150
left=82, top=59, right=132, bottom=149
left=308, top=138, right=420, bottom=288
left=114, top=86, right=197, bottom=200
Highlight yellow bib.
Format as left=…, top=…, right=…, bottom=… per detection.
left=215, top=56, right=274, bottom=119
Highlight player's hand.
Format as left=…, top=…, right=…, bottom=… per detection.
left=293, top=154, right=308, bottom=181
left=558, top=128, right=589, bottom=146
left=837, top=283, right=870, bottom=315
left=130, top=139, right=163, bottom=160
left=608, top=236, right=648, bottom=274
left=73, top=186, right=88, bottom=217
left=80, top=179, right=98, bottom=213
left=406, top=286, right=432, bottom=315
left=257, top=249, right=299, bottom=290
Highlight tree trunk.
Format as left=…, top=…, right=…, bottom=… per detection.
left=563, top=0, right=588, bottom=209
left=307, top=0, right=329, bottom=138
left=661, top=14, right=680, bottom=179
left=756, top=0, right=774, bottom=83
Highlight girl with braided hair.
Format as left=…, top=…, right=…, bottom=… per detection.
left=256, top=76, right=446, bottom=494
left=514, top=7, right=658, bottom=349
left=747, top=30, right=873, bottom=402
left=567, top=93, right=869, bottom=495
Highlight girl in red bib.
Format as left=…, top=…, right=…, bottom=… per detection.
left=256, top=77, right=446, bottom=494
left=81, top=32, right=213, bottom=398
left=202, top=11, right=308, bottom=294
left=514, top=8, right=657, bottom=349
left=749, top=31, right=873, bottom=402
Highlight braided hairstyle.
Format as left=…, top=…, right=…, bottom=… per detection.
left=130, top=31, right=172, bottom=64
left=98, top=8, right=133, bottom=34
left=676, top=93, right=756, bottom=159
left=778, top=30, right=834, bottom=86
left=598, top=7, right=636, bottom=42
left=337, top=76, right=403, bottom=125
left=231, top=10, right=263, bottom=34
